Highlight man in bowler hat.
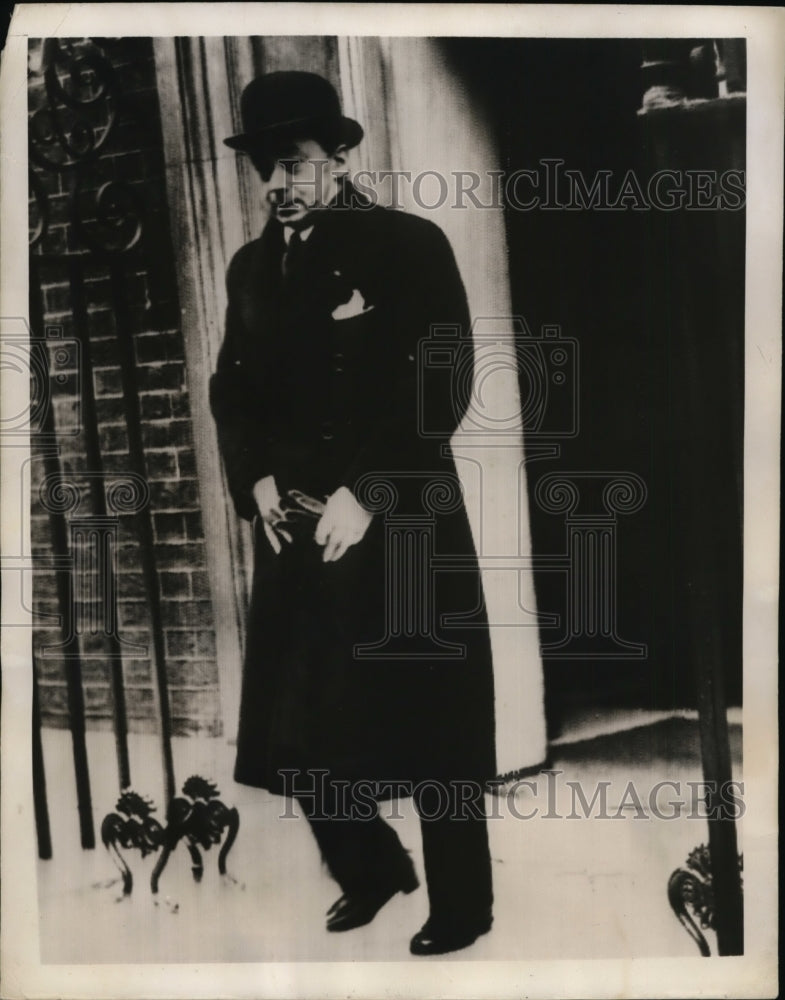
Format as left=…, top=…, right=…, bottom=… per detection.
left=211, top=71, right=497, bottom=955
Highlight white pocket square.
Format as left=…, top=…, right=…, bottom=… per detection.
left=332, top=288, right=374, bottom=321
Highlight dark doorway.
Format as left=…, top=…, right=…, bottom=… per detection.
left=440, top=38, right=745, bottom=727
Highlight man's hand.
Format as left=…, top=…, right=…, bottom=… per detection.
left=315, top=486, right=373, bottom=562
left=252, top=475, right=286, bottom=552
left=253, top=474, right=283, bottom=524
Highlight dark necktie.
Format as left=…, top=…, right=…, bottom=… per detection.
left=282, top=229, right=305, bottom=279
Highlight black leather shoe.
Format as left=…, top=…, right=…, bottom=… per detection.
left=326, top=893, right=347, bottom=918
left=409, top=911, right=493, bottom=955
left=326, top=865, right=419, bottom=932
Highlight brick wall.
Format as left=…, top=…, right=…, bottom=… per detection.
left=29, top=37, right=222, bottom=735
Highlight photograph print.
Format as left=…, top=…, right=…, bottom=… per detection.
left=1, top=9, right=780, bottom=996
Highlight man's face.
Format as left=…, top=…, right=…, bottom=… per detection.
left=258, top=138, right=345, bottom=228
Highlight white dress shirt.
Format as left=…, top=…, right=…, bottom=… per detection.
left=283, top=224, right=314, bottom=245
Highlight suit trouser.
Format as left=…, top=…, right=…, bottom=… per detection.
left=298, top=779, right=493, bottom=923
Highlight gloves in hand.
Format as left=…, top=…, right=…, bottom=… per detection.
left=253, top=479, right=372, bottom=561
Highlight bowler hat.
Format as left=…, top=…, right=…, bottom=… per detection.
left=223, top=71, right=364, bottom=152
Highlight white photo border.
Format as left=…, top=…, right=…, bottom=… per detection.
left=1, top=4, right=781, bottom=998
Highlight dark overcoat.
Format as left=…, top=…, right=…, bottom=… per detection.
left=209, top=182, right=496, bottom=797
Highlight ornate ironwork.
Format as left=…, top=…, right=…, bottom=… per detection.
left=29, top=38, right=119, bottom=171
left=150, top=776, right=240, bottom=895
left=28, top=37, right=142, bottom=255
left=29, top=36, right=240, bottom=881
left=101, top=790, right=164, bottom=897
left=668, top=843, right=744, bottom=956
left=101, top=777, right=240, bottom=898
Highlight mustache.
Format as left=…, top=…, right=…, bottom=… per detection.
left=267, top=192, right=307, bottom=209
